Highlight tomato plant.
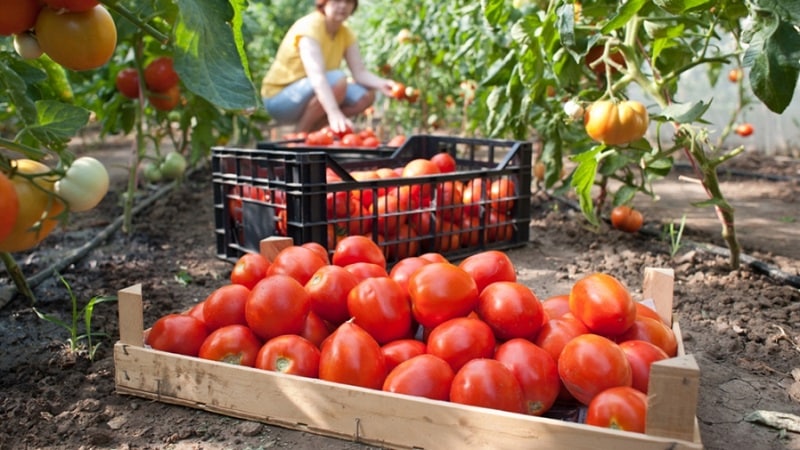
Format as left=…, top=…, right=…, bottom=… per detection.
left=383, top=354, right=454, bottom=401
left=246, top=274, right=310, bottom=341
left=198, top=324, right=262, bottom=367
left=34, top=5, right=117, bottom=71
left=407, top=262, right=479, bottom=329
left=569, top=272, right=637, bottom=337
left=477, top=281, right=544, bottom=341
left=146, top=314, right=208, bottom=357
left=585, top=386, right=648, bottom=433
left=495, top=338, right=560, bottom=416
left=347, top=277, right=413, bottom=345
left=0, top=0, right=41, bottom=36
left=610, top=205, right=643, bottom=233
left=255, top=334, right=321, bottom=378
left=230, top=253, right=270, bottom=290
left=53, top=156, right=109, bottom=212
left=202, top=283, right=250, bottom=331
left=557, top=333, right=632, bottom=406
left=426, top=317, right=496, bottom=373
left=450, top=358, right=526, bottom=414
left=319, top=322, right=387, bottom=389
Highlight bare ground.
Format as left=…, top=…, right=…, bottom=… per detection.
left=0, top=143, right=799, bottom=450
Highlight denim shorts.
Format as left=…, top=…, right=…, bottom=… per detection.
left=263, top=70, right=369, bottom=123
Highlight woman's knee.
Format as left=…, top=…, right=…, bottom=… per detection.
left=331, top=77, right=348, bottom=102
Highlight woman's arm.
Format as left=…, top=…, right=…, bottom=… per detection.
left=298, top=36, right=349, bottom=128
left=345, top=43, right=395, bottom=97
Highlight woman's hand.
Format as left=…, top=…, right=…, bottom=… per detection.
left=328, top=110, right=353, bottom=135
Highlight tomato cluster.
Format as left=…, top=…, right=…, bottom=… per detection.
left=282, top=127, right=406, bottom=149
left=3, top=0, right=116, bottom=71
left=0, top=156, right=109, bottom=252
left=116, top=56, right=182, bottom=111
left=146, top=244, right=677, bottom=432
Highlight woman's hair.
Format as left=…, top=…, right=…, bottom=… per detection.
left=315, top=0, right=358, bottom=13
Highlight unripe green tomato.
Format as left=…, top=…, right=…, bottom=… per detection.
left=160, top=152, right=187, bottom=180
left=54, top=156, right=109, bottom=212
left=142, top=161, right=163, bottom=183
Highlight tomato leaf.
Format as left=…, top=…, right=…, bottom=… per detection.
left=172, top=0, right=258, bottom=110
left=19, top=101, right=90, bottom=151
left=743, top=17, right=800, bottom=114
left=659, top=100, right=712, bottom=124
left=570, top=146, right=603, bottom=227
left=652, top=0, right=714, bottom=14
left=601, top=0, right=648, bottom=34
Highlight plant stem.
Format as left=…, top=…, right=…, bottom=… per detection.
left=1, top=252, right=36, bottom=304
left=99, top=1, right=169, bottom=44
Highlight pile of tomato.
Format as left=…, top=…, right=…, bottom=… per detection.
left=0, top=156, right=110, bottom=252
left=146, top=239, right=678, bottom=434
left=281, top=126, right=407, bottom=149
left=2, top=0, right=117, bottom=71
left=227, top=149, right=519, bottom=260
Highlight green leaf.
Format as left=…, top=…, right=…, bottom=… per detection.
left=601, top=0, right=648, bottom=34
left=0, top=60, right=39, bottom=126
left=173, top=0, right=258, bottom=110
left=652, top=0, right=714, bottom=14
left=20, top=100, right=90, bottom=150
left=744, top=18, right=800, bottom=113
left=570, top=146, right=603, bottom=227
left=613, top=185, right=638, bottom=206
left=660, top=100, right=712, bottom=123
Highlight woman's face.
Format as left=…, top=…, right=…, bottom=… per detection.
left=323, top=0, right=356, bottom=22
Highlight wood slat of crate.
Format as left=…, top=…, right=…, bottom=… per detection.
left=114, top=253, right=702, bottom=449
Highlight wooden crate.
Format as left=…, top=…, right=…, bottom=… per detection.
left=114, top=247, right=702, bottom=449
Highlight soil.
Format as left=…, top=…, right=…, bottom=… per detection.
left=1, top=140, right=799, bottom=450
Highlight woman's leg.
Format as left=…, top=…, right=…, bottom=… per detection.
left=295, top=76, right=348, bottom=132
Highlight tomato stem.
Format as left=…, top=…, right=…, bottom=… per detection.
left=98, top=1, right=169, bottom=44
left=0, top=252, right=36, bottom=304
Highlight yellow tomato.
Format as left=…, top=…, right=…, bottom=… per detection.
left=584, top=100, right=649, bottom=146
left=0, top=159, right=64, bottom=253
left=34, top=5, right=117, bottom=71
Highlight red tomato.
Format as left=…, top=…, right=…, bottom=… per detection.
left=558, top=333, right=632, bottom=405
left=542, top=294, right=571, bottom=320
left=319, top=322, right=387, bottom=389
left=301, top=241, right=330, bottom=265
left=301, top=311, right=332, bottom=348
left=617, top=316, right=678, bottom=357
left=435, top=180, right=464, bottom=223
left=305, top=265, right=360, bottom=325
left=619, top=339, right=669, bottom=394
left=419, top=252, right=449, bottom=264
left=610, top=205, right=643, bottom=233
left=635, top=301, right=665, bottom=324
left=407, top=262, right=479, bottom=329
left=198, top=324, right=262, bottom=367
left=569, top=272, right=636, bottom=337
left=488, top=178, right=516, bottom=214
left=230, top=253, right=270, bottom=290
left=735, top=122, right=754, bottom=137
left=477, top=281, right=544, bottom=340
left=343, top=262, right=389, bottom=283
left=362, top=136, right=381, bottom=148
left=146, top=314, right=208, bottom=357
left=115, top=68, right=140, bottom=99
left=186, top=301, right=206, bottom=325
left=461, top=178, right=486, bottom=217
left=202, top=283, right=250, bottom=331
left=340, top=133, right=363, bottom=147
left=347, top=277, right=413, bottom=344
left=383, top=354, right=455, bottom=401
left=266, top=245, right=328, bottom=285
left=585, top=386, right=648, bottom=433
left=332, top=235, right=387, bottom=269
left=457, top=250, right=517, bottom=293
left=430, top=152, right=457, bottom=173
left=401, top=158, right=440, bottom=199
left=450, top=358, right=526, bottom=414
left=144, top=56, right=179, bottom=93
left=495, top=338, right=560, bottom=416
left=381, top=339, right=427, bottom=373
left=386, top=134, right=406, bottom=147
left=255, top=334, right=320, bottom=378
left=388, top=256, right=431, bottom=294
left=43, top=0, right=99, bottom=13
left=534, top=313, right=590, bottom=363
left=426, top=317, right=496, bottom=373
left=246, top=274, right=311, bottom=341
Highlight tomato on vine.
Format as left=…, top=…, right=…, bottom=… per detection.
left=0, top=172, right=19, bottom=242
left=116, top=68, right=141, bottom=99
left=144, top=56, right=180, bottom=93
left=735, top=123, right=754, bottom=137
left=0, top=0, right=41, bottom=36
left=42, top=0, right=99, bottom=12
left=54, top=156, right=109, bottom=212
left=584, top=100, right=649, bottom=146
left=147, top=84, right=181, bottom=111
left=35, top=5, right=117, bottom=71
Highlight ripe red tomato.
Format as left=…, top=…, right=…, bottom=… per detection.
left=383, top=354, right=454, bottom=401
left=495, top=338, right=560, bottom=416
left=735, top=122, right=754, bottom=137
left=389, top=81, right=406, bottom=99
left=198, top=324, right=262, bottom=367
left=450, top=358, right=526, bottom=414
left=146, top=314, right=209, bottom=357
left=246, top=274, right=311, bottom=341
left=305, top=264, right=360, bottom=325
left=301, top=311, right=331, bottom=348
left=202, top=283, right=250, bottom=331
left=542, top=294, right=571, bottom=320
left=147, top=84, right=181, bottom=111
left=534, top=313, right=589, bottom=363
left=186, top=301, right=206, bottom=325
left=610, top=205, right=643, bottom=233
left=436, top=180, right=465, bottom=223
left=255, top=334, right=321, bottom=378
left=477, top=281, right=544, bottom=340
left=115, top=68, right=140, bottom=99
left=319, top=322, right=387, bottom=389
left=728, top=68, right=743, bottom=83
left=585, top=386, right=648, bottom=433
left=488, top=178, right=516, bottom=214
left=388, top=256, right=431, bottom=294
left=419, top=252, right=449, bottom=264
left=619, top=339, right=669, bottom=393
left=426, top=317, right=496, bottom=373
left=558, top=333, right=632, bottom=405
left=634, top=301, right=666, bottom=324
left=430, top=152, right=457, bottom=173
left=569, top=272, right=637, bottom=337
left=617, top=315, right=678, bottom=357
left=386, top=134, right=406, bottom=147
left=230, top=253, right=270, bottom=290
left=381, top=339, right=427, bottom=373
left=402, top=159, right=440, bottom=199
left=43, top=0, right=98, bottom=12
left=407, top=262, right=479, bottom=329
left=144, top=56, right=179, bottom=93
left=343, top=261, right=389, bottom=282
left=0, top=0, right=41, bottom=36
left=347, top=277, right=413, bottom=344
left=332, top=235, right=387, bottom=269
left=457, top=250, right=517, bottom=293
left=340, top=133, right=363, bottom=147
left=266, top=245, right=328, bottom=285
left=301, top=241, right=330, bottom=265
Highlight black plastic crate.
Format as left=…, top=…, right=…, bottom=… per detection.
left=213, top=135, right=532, bottom=265
left=256, top=138, right=397, bottom=161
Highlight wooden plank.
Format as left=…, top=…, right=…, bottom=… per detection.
left=114, top=343, right=701, bottom=450
left=643, top=268, right=675, bottom=326
left=646, top=355, right=701, bottom=442
left=259, top=236, right=294, bottom=262
left=117, top=284, right=143, bottom=346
